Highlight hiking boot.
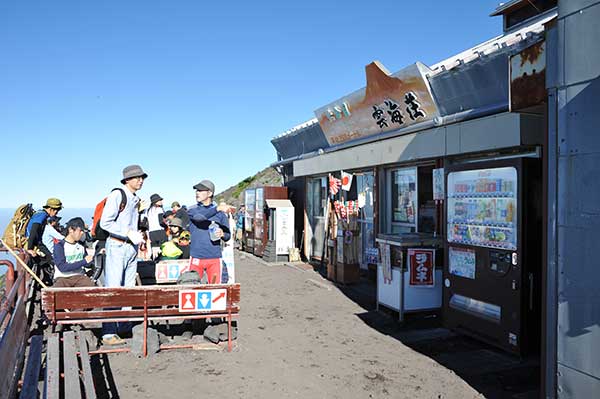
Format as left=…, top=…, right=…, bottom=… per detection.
left=102, top=335, right=126, bottom=346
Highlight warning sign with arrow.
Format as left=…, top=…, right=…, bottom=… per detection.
left=178, top=289, right=228, bottom=312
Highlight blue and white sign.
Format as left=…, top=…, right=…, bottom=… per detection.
left=155, top=259, right=189, bottom=283
left=178, top=289, right=228, bottom=312
left=169, top=264, right=179, bottom=279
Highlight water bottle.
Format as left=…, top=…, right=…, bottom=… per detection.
left=209, top=221, right=219, bottom=241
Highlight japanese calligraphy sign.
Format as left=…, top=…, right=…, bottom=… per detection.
left=315, top=62, right=439, bottom=146
left=408, top=248, right=435, bottom=287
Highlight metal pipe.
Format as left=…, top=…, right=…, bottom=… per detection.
left=0, top=272, right=25, bottom=329
left=88, top=348, right=130, bottom=355
left=159, top=344, right=197, bottom=350
left=0, top=260, right=15, bottom=301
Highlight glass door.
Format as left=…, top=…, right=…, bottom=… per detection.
left=356, top=172, right=375, bottom=270
left=387, top=167, right=418, bottom=234
left=307, top=176, right=327, bottom=259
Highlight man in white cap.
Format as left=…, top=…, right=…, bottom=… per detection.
left=99, top=164, right=147, bottom=346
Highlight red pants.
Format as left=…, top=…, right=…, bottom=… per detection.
left=188, top=257, right=221, bottom=284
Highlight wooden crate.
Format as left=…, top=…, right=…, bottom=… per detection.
left=336, top=262, right=360, bottom=284
left=327, top=245, right=337, bottom=281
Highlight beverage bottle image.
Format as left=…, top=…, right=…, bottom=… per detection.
left=506, top=201, right=514, bottom=223
left=209, top=221, right=220, bottom=241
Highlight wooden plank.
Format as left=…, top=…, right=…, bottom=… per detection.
left=62, top=331, right=82, bottom=399
left=0, top=295, right=28, bottom=399
left=45, top=334, right=60, bottom=399
left=52, top=306, right=241, bottom=320
left=19, top=335, right=44, bottom=399
left=76, top=332, right=97, bottom=399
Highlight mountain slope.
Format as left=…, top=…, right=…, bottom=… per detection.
left=216, top=166, right=282, bottom=207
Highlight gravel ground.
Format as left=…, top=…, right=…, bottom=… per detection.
left=105, top=252, right=483, bottom=399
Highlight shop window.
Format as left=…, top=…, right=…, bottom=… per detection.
left=386, top=164, right=437, bottom=235
left=418, top=165, right=436, bottom=234
left=389, top=167, right=417, bottom=234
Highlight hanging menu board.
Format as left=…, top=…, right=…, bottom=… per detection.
left=447, top=167, right=518, bottom=250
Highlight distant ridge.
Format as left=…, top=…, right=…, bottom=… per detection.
left=216, top=166, right=282, bottom=208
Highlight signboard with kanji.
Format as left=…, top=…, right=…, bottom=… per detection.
left=314, top=62, right=439, bottom=146
left=407, top=248, right=435, bottom=287
left=178, top=289, right=228, bottom=312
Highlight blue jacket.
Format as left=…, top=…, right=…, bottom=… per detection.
left=26, top=210, right=49, bottom=250
left=187, top=203, right=231, bottom=259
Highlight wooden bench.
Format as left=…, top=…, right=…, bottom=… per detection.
left=20, top=331, right=96, bottom=399
left=41, top=284, right=241, bottom=354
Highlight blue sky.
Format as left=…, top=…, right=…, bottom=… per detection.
left=0, top=0, right=502, bottom=209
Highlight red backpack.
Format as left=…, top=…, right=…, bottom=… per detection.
left=91, top=188, right=127, bottom=240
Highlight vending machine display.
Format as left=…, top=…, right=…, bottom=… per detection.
left=244, top=189, right=256, bottom=251
left=447, top=167, right=518, bottom=250
left=254, top=188, right=265, bottom=256
left=444, top=159, right=542, bottom=356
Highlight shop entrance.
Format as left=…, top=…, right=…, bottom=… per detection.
left=306, top=176, right=328, bottom=260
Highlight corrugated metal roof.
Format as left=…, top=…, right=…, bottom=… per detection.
left=271, top=118, right=319, bottom=141
left=270, top=120, right=330, bottom=161
left=428, top=12, right=555, bottom=77
left=490, top=0, right=530, bottom=16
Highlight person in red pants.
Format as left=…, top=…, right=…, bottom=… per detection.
left=187, top=180, right=230, bottom=283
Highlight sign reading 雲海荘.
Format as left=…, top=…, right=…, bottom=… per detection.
left=314, top=62, right=439, bottom=146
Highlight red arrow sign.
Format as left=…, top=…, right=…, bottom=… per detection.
left=212, top=292, right=226, bottom=303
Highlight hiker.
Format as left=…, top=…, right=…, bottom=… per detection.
left=159, top=218, right=190, bottom=260
left=26, top=198, right=63, bottom=283
left=99, top=164, right=147, bottom=346
left=171, top=201, right=190, bottom=228
left=187, top=180, right=230, bottom=283
left=176, top=230, right=191, bottom=259
left=52, top=217, right=95, bottom=288
left=42, top=216, right=64, bottom=255
left=147, top=193, right=168, bottom=256
left=136, top=214, right=152, bottom=261
left=235, top=205, right=245, bottom=249
left=26, top=198, right=63, bottom=258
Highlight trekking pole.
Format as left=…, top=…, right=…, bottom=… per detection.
left=0, top=239, right=48, bottom=289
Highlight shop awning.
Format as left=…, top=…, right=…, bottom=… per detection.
left=266, top=199, right=293, bottom=208
left=292, top=112, right=543, bottom=177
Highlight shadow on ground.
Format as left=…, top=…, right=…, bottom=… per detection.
left=311, top=263, right=540, bottom=399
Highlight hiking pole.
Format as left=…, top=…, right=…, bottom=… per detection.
left=0, top=239, right=48, bottom=289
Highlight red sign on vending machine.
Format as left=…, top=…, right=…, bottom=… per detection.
left=408, top=248, right=435, bottom=287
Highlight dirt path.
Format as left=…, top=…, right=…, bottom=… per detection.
left=108, top=253, right=483, bottom=399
